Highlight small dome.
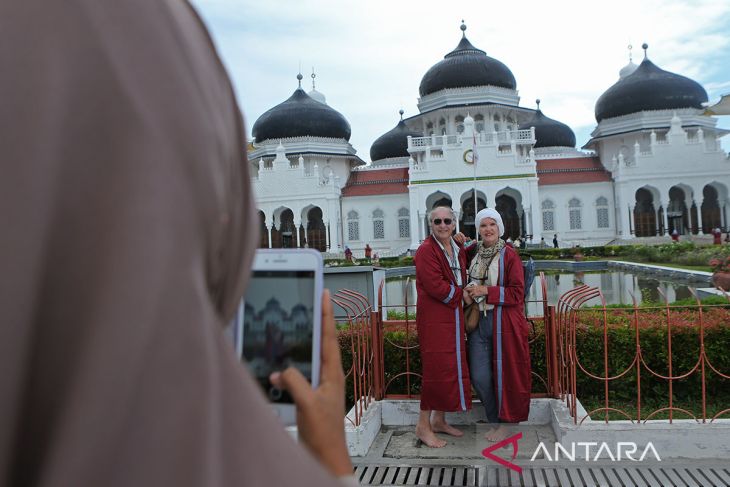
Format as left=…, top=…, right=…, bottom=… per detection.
left=595, top=45, right=708, bottom=122
left=619, top=60, right=638, bottom=79
left=518, top=100, right=575, bottom=148
left=252, top=78, right=351, bottom=143
left=370, top=112, right=422, bottom=161
left=308, top=88, right=327, bottom=104
left=419, top=22, right=516, bottom=97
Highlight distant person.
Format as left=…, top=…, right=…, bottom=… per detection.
left=540, top=237, right=546, bottom=248
left=364, top=243, right=372, bottom=261
left=344, top=246, right=353, bottom=262
left=725, top=232, right=730, bottom=244
left=713, top=228, right=722, bottom=245
left=671, top=229, right=680, bottom=242
left=553, top=234, right=559, bottom=248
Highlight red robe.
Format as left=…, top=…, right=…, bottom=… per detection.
left=415, top=236, right=471, bottom=412
left=467, top=243, right=531, bottom=422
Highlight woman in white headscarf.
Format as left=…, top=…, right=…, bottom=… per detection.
left=463, top=208, right=531, bottom=442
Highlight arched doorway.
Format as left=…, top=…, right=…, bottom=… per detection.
left=306, top=207, right=327, bottom=252
left=634, top=188, right=657, bottom=237
left=279, top=209, right=295, bottom=248
left=460, top=190, right=486, bottom=240
left=667, top=186, right=689, bottom=235
left=258, top=210, right=268, bottom=248
left=495, top=194, right=520, bottom=239
left=701, top=185, right=721, bottom=233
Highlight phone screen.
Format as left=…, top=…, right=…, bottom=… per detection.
left=242, top=270, right=315, bottom=404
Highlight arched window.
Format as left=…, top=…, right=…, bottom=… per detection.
left=397, top=207, right=410, bottom=238
left=347, top=210, right=360, bottom=241
left=372, top=209, right=385, bottom=240
left=474, top=114, right=485, bottom=133
left=438, top=118, right=446, bottom=135
left=541, top=200, right=555, bottom=231
left=455, top=115, right=465, bottom=134
left=596, top=197, right=609, bottom=229
left=569, top=198, right=582, bottom=230
left=426, top=121, right=434, bottom=137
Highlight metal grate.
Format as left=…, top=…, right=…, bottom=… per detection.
left=485, top=466, right=730, bottom=487
left=355, top=464, right=480, bottom=486
left=354, top=465, right=730, bottom=486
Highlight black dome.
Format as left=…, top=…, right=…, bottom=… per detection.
left=370, top=117, right=422, bottom=161
left=419, top=25, right=516, bottom=97
left=519, top=103, right=575, bottom=148
left=595, top=54, right=708, bottom=122
left=252, top=87, right=351, bottom=143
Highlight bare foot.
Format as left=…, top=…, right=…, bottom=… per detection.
left=484, top=424, right=510, bottom=442
left=415, top=426, right=447, bottom=448
left=431, top=421, right=464, bottom=437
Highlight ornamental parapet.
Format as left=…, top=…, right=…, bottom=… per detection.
left=407, top=128, right=535, bottom=152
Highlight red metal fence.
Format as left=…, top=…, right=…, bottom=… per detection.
left=337, top=274, right=730, bottom=427
left=555, top=285, right=730, bottom=424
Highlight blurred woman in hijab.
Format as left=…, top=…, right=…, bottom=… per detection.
left=0, top=1, right=354, bottom=485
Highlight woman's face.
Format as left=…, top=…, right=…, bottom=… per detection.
left=479, top=217, right=500, bottom=246
left=430, top=209, right=455, bottom=244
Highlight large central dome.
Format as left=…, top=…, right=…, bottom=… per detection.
left=594, top=44, right=708, bottom=122
left=419, top=22, right=516, bottom=97
left=252, top=75, right=351, bottom=143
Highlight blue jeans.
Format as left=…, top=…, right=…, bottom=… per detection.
left=468, top=310, right=500, bottom=423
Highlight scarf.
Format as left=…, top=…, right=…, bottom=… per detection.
left=469, top=239, right=505, bottom=284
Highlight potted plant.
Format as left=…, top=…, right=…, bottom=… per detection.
left=709, top=256, right=730, bottom=291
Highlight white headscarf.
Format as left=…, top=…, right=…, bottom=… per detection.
left=474, top=208, right=504, bottom=237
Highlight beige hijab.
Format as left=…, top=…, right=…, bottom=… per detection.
left=0, top=1, right=340, bottom=485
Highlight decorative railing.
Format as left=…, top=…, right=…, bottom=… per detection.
left=555, top=284, right=730, bottom=425
left=334, top=289, right=379, bottom=427
left=408, top=129, right=534, bottom=151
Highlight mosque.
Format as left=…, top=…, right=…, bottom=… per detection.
left=248, top=22, right=730, bottom=255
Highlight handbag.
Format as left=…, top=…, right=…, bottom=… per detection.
left=463, top=253, right=496, bottom=333
left=464, top=301, right=481, bottom=333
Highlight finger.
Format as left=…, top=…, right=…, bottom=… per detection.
left=270, top=366, right=313, bottom=406
left=320, top=289, right=343, bottom=382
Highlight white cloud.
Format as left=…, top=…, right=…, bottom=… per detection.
left=192, top=0, right=730, bottom=156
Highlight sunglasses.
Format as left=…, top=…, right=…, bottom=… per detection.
left=432, top=218, right=453, bottom=225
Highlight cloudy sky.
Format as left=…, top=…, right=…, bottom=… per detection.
left=190, top=0, right=730, bottom=160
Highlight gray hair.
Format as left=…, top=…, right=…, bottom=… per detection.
left=428, top=206, right=456, bottom=224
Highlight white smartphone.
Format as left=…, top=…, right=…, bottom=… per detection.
left=235, top=248, right=323, bottom=426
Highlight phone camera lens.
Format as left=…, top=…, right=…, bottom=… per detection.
left=269, top=387, right=283, bottom=401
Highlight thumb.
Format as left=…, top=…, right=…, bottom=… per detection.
left=270, top=366, right=312, bottom=407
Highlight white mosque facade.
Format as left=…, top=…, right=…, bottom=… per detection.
left=248, top=25, right=730, bottom=255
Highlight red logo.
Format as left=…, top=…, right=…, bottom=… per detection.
left=481, top=432, right=522, bottom=474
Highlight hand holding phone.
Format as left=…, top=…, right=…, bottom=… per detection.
left=239, top=249, right=323, bottom=425
left=270, top=289, right=353, bottom=477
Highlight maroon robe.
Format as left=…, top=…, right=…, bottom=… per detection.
left=415, top=236, right=471, bottom=412
left=467, top=243, right=532, bottom=422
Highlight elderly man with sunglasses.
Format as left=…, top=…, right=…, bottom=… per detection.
left=413, top=206, right=472, bottom=447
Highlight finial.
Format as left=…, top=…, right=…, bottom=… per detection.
left=642, top=42, right=648, bottom=59
left=628, top=43, right=633, bottom=62
left=536, top=98, right=541, bottom=110
left=311, top=67, right=316, bottom=90
left=399, top=108, right=404, bottom=121
left=460, top=20, right=466, bottom=36
left=297, top=72, right=303, bottom=88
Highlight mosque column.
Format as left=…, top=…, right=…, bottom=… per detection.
left=661, top=201, right=670, bottom=235
left=295, top=219, right=302, bottom=247
left=325, top=220, right=331, bottom=249
left=453, top=210, right=461, bottom=233
left=268, top=223, right=274, bottom=249
left=408, top=190, right=421, bottom=249
left=696, top=200, right=706, bottom=235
